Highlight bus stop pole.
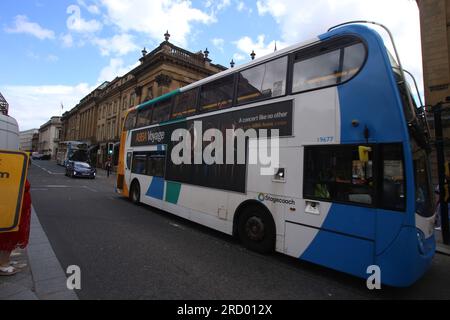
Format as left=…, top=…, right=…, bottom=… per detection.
left=433, top=102, right=450, bottom=245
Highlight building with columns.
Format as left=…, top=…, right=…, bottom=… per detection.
left=38, top=116, right=62, bottom=159
left=61, top=31, right=226, bottom=168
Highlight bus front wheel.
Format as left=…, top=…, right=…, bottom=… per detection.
left=238, top=205, right=275, bottom=254
left=130, top=180, right=141, bottom=205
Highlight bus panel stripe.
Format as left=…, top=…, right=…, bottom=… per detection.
left=146, top=177, right=165, bottom=200
left=165, top=181, right=181, bottom=204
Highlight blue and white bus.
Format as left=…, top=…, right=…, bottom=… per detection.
left=116, top=22, right=435, bottom=287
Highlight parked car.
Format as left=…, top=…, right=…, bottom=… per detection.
left=65, top=161, right=96, bottom=179
left=41, top=154, right=51, bottom=160
left=31, top=152, right=44, bottom=160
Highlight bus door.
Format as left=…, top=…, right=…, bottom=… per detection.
left=121, top=149, right=134, bottom=193
left=286, top=144, right=377, bottom=278
left=125, top=149, right=132, bottom=171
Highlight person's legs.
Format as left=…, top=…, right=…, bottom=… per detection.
left=0, top=250, right=11, bottom=266
left=0, top=250, right=19, bottom=275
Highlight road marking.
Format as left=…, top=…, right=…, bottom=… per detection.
left=30, top=188, right=49, bottom=191
left=169, top=222, right=186, bottom=230
left=82, top=186, right=98, bottom=193
left=43, top=185, right=71, bottom=188
left=32, top=162, right=65, bottom=175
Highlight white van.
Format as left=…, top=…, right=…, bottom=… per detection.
left=0, top=114, right=19, bottom=150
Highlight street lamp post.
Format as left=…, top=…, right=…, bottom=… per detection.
left=432, top=98, right=450, bottom=245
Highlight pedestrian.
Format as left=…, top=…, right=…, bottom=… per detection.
left=435, top=186, right=450, bottom=231
left=106, top=158, right=111, bottom=178
left=0, top=180, right=32, bottom=276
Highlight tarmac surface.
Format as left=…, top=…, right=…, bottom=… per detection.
left=14, top=160, right=450, bottom=299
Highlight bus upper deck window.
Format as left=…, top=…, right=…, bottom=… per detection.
left=136, top=108, right=152, bottom=128
left=172, top=89, right=197, bottom=119
left=124, top=110, right=137, bottom=131
left=199, top=75, right=234, bottom=113
left=293, top=49, right=341, bottom=92
left=237, top=56, right=287, bottom=105
left=152, top=99, right=172, bottom=124
left=341, top=43, right=366, bottom=82
left=292, top=37, right=366, bottom=93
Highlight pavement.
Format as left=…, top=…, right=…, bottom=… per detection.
left=0, top=207, right=78, bottom=300
left=0, top=160, right=117, bottom=300
left=3, top=159, right=450, bottom=299
left=435, top=230, right=450, bottom=255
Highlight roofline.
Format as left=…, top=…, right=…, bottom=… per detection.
left=132, top=24, right=379, bottom=113
left=132, top=36, right=320, bottom=111
left=181, top=37, right=320, bottom=92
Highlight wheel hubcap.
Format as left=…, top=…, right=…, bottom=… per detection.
left=245, top=216, right=265, bottom=241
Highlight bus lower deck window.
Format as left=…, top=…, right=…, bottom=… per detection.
left=304, top=145, right=374, bottom=205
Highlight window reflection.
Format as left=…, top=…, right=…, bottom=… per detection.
left=237, top=57, right=287, bottom=104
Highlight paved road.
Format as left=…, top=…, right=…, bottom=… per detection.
left=28, top=160, right=450, bottom=299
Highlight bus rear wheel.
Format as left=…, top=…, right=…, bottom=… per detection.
left=130, top=180, right=141, bottom=205
left=238, top=205, right=275, bottom=254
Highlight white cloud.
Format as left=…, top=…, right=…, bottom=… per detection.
left=47, top=54, right=59, bottom=62
left=1, top=83, right=92, bottom=130
left=256, top=0, right=286, bottom=17
left=255, top=0, right=424, bottom=102
left=233, top=52, right=246, bottom=62
left=92, top=34, right=139, bottom=56
left=97, top=58, right=139, bottom=83
left=77, top=0, right=101, bottom=14
left=99, top=0, right=215, bottom=47
left=5, top=15, right=55, bottom=40
left=25, top=52, right=59, bottom=63
left=216, top=0, right=231, bottom=11
left=61, top=33, right=74, bottom=47
left=234, top=34, right=287, bottom=60
left=205, top=0, right=231, bottom=11
left=236, top=1, right=252, bottom=13
left=211, top=37, right=225, bottom=52
left=26, top=51, right=40, bottom=60
left=66, top=5, right=102, bottom=33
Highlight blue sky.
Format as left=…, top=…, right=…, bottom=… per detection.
left=0, top=0, right=422, bottom=130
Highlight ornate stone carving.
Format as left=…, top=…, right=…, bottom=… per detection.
left=155, top=74, right=172, bottom=87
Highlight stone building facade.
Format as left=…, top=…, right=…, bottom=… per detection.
left=417, top=0, right=450, bottom=182
left=417, top=0, right=450, bottom=107
left=61, top=33, right=226, bottom=168
left=38, top=116, right=62, bottom=159
left=19, top=128, right=39, bottom=152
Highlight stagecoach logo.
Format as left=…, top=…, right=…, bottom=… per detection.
left=257, top=193, right=296, bottom=205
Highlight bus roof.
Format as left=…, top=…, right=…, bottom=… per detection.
left=132, top=24, right=376, bottom=113
left=131, top=37, right=321, bottom=113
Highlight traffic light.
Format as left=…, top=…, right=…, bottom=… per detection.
left=107, top=143, right=114, bottom=156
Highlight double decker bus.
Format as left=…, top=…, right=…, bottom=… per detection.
left=116, top=22, right=435, bottom=287
left=56, top=141, right=89, bottom=166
